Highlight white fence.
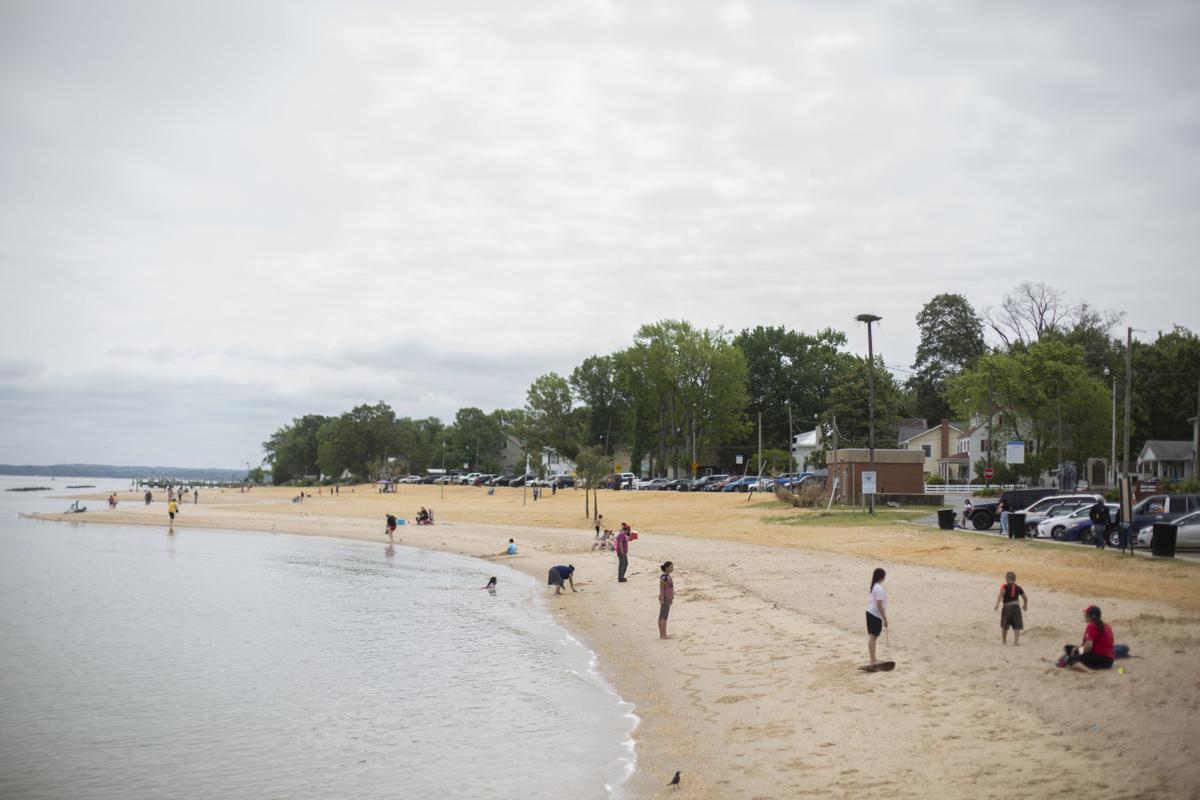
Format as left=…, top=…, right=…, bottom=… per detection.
left=929, top=484, right=1003, bottom=493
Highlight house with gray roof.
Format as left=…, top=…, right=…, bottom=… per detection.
left=1137, top=440, right=1196, bottom=481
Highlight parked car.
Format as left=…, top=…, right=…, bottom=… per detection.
left=418, top=474, right=442, bottom=484
left=1114, top=494, right=1200, bottom=547
left=637, top=478, right=670, bottom=491
left=1037, top=503, right=1117, bottom=540
left=722, top=476, right=766, bottom=492
left=548, top=475, right=574, bottom=489
left=1052, top=515, right=1102, bottom=543
left=692, top=474, right=729, bottom=492
left=968, top=488, right=1065, bottom=530
left=1136, top=510, right=1200, bottom=549
left=459, top=472, right=482, bottom=485
left=663, top=478, right=693, bottom=491
left=1016, top=494, right=1104, bottom=534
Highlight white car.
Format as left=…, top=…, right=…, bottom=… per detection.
left=459, top=472, right=482, bottom=485
left=1137, top=510, right=1200, bottom=548
left=1036, top=503, right=1117, bottom=539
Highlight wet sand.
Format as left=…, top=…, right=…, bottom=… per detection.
left=29, top=484, right=1200, bottom=798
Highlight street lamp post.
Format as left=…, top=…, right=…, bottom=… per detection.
left=1104, top=366, right=1116, bottom=486
left=441, top=440, right=446, bottom=500
left=856, top=313, right=882, bottom=514
left=786, top=400, right=794, bottom=476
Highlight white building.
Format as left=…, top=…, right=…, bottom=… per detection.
left=791, top=428, right=820, bottom=470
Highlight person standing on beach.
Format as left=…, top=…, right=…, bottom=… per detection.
left=385, top=514, right=397, bottom=542
left=866, top=568, right=888, bottom=664
left=658, top=561, right=674, bottom=639
left=594, top=514, right=603, bottom=538
left=615, top=524, right=630, bottom=582
left=998, top=498, right=1009, bottom=537
left=193, top=489, right=198, bottom=505
left=994, top=571, right=1028, bottom=645
left=167, top=498, right=178, bottom=526
left=144, top=490, right=152, bottom=506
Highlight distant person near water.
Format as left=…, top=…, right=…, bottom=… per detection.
left=167, top=499, right=178, bottom=525
left=482, top=577, right=498, bottom=591
left=658, top=561, right=674, bottom=639
left=547, top=564, right=576, bottom=595
left=994, top=571, right=1028, bottom=645
left=144, top=490, right=152, bottom=506
left=615, top=523, right=631, bottom=582
left=866, top=568, right=888, bottom=664
left=193, top=489, right=198, bottom=505
left=594, top=513, right=603, bottom=538
left=506, top=538, right=517, bottom=555
left=1060, top=606, right=1115, bottom=671
left=385, top=514, right=397, bottom=541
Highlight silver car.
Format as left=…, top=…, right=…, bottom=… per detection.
left=1137, top=510, right=1200, bottom=549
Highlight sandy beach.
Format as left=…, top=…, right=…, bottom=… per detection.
left=29, top=485, right=1200, bottom=799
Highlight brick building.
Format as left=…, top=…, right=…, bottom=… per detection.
left=827, top=448, right=925, bottom=504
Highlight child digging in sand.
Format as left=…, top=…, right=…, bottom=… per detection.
left=994, top=571, right=1028, bottom=645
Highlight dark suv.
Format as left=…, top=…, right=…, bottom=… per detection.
left=967, top=488, right=1061, bottom=530
left=1109, top=494, right=1200, bottom=547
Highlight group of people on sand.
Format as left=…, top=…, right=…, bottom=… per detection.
left=866, top=567, right=1119, bottom=672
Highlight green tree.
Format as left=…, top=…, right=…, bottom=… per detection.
left=521, top=373, right=584, bottom=461
left=315, top=402, right=399, bottom=480
left=262, top=414, right=327, bottom=484
left=446, top=407, right=505, bottom=473
left=946, top=341, right=1109, bottom=482
left=1131, top=326, right=1200, bottom=449
left=616, top=320, right=749, bottom=476
left=821, top=359, right=907, bottom=451
left=907, top=293, right=986, bottom=424
left=573, top=444, right=613, bottom=518
left=570, top=355, right=629, bottom=456
left=733, top=326, right=855, bottom=449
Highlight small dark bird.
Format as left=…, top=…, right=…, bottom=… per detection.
left=668, top=770, right=681, bottom=787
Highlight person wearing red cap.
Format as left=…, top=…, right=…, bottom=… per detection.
left=1061, top=605, right=1114, bottom=671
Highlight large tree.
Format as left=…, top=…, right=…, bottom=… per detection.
left=447, top=407, right=505, bottom=473
left=1130, top=326, right=1200, bottom=452
left=733, top=326, right=855, bottom=449
left=521, top=373, right=584, bottom=461
left=946, top=340, right=1109, bottom=482
left=821, top=359, right=907, bottom=451
left=315, top=402, right=399, bottom=480
left=907, top=294, right=986, bottom=424
left=262, top=414, right=327, bottom=484
left=617, top=320, right=749, bottom=476
left=570, top=355, right=629, bottom=456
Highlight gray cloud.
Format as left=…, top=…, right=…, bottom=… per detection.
left=2, top=0, right=1198, bottom=465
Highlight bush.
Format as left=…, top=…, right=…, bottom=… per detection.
left=1165, top=478, right=1200, bottom=494
left=925, top=477, right=946, bottom=486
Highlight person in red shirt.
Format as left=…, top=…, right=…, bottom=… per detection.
left=1063, top=605, right=1114, bottom=671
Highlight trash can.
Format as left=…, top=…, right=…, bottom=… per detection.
left=937, top=508, right=955, bottom=530
left=1010, top=513, right=1026, bottom=539
left=1151, top=523, right=1178, bottom=558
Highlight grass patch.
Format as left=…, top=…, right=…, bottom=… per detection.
left=763, top=508, right=931, bottom=527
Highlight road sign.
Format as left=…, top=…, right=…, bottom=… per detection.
left=1006, top=441, right=1025, bottom=465
left=736, top=454, right=744, bottom=465
left=862, top=471, right=877, bottom=495
left=691, top=461, right=699, bottom=475
left=984, top=467, right=994, bottom=480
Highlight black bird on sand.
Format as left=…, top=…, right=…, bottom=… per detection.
left=668, top=770, right=681, bottom=787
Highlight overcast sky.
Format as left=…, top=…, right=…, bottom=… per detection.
left=2, top=0, right=1198, bottom=468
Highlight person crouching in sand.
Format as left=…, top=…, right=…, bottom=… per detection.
left=1060, top=605, right=1115, bottom=672
left=658, top=561, right=674, bottom=639
left=866, top=568, right=888, bottom=664
left=994, top=571, right=1028, bottom=645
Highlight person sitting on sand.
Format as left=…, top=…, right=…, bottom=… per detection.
left=506, top=538, right=517, bottom=555
left=548, top=564, right=576, bottom=595
left=866, top=568, right=888, bottom=664
left=1060, top=605, right=1114, bottom=672
left=994, top=571, right=1028, bottom=645
left=592, top=529, right=613, bottom=551
left=416, top=507, right=429, bottom=524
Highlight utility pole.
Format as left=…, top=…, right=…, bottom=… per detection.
left=1123, top=327, right=1132, bottom=478
left=986, top=358, right=994, bottom=488
left=1194, top=380, right=1199, bottom=479
left=757, top=412, right=763, bottom=475
left=1110, top=372, right=1117, bottom=487
left=856, top=313, right=881, bottom=514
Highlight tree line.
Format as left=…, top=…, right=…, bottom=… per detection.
left=262, top=282, right=1200, bottom=485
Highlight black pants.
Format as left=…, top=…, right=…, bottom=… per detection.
left=1064, top=645, right=1113, bottom=670
left=617, top=553, right=628, bottom=581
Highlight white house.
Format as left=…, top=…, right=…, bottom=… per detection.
left=542, top=448, right=576, bottom=479
left=1137, top=440, right=1196, bottom=481
left=791, top=428, right=820, bottom=470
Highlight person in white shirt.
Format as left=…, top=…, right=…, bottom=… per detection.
left=866, top=568, right=889, bottom=664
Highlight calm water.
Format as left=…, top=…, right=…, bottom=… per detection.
left=0, top=477, right=636, bottom=799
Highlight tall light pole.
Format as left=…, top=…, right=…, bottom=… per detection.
left=856, top=313, right=881, bottom=513
left=441, top=440, right=446, bottom=499
left=1123, top=327, right=1132, bottom=479
left=1104, top=366, right=1116, bottom=486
